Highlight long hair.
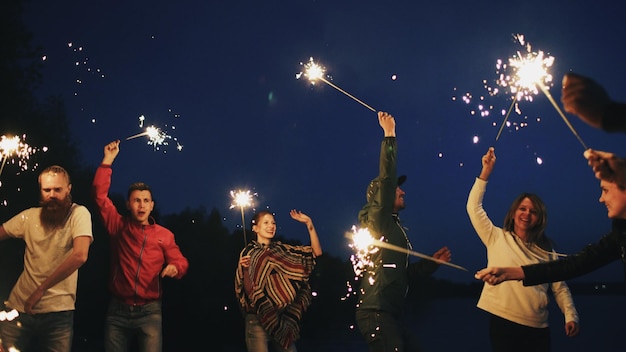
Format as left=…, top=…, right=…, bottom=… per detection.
left=503, top=192, right=550, bottom=248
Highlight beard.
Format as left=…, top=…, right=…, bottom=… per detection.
left=40, top=194, right=73, bottom=230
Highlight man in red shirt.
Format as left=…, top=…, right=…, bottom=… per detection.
left=92, top=140, right=189, bottom=352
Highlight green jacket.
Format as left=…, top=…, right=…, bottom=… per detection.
left=356, top=137, right=438, bottom=316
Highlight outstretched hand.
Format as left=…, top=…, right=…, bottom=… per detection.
left=432, top=246, right=451, bottom=263
left=474, top=266, right=524, bottom=285
left=290, top=209, right=311, bottom=225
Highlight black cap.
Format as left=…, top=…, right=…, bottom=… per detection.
left=398, top=175, right=407, bottom=186
left=366, top=175, right=407, bottom=202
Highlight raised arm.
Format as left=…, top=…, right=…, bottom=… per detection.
left=479, top=147, right=496, bottom=181
left=102, top=140, right=121, bottom=165
left=290, top=209, right=322, bottom=257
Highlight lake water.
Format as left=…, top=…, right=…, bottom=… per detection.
left=297, top=294, right=626, bottom=352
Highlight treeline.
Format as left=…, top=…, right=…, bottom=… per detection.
left=2, top=1, right=624, bottom=351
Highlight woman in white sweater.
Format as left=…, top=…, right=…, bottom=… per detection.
left=467, top=147, right=580, bottom=352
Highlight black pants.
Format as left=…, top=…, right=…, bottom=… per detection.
left=489, top=313, right=550, bottom=352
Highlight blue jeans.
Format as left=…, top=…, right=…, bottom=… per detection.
left=0, top=310, right=74, bottom=352
left=245, top=314, right=297, bottom=352
left=104, top=299, right=162, bottom=352
left=355, top=309, right=422, bottom=352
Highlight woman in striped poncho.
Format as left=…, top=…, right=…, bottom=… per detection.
left=235, top=209, right=323, bottom=352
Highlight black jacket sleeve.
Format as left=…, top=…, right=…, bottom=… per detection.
left=522, top=220, right=626, bottom=285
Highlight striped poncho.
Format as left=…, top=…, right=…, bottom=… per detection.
left=235, top=240, right=316, bottom=349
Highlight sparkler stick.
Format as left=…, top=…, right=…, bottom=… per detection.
left=494, top=96, right=517, bottom=142
left=125, top=131, right=150, bottom=140
left=537, top=82, right=588, bottom=149
left=0, top=156, right=7, bottom=178
left=297, top=57, right=376, bottom=112
left=230, top=190, right=256, bottom=246
left=373, top=238, right=468, bottom=271
left=125, top=126, right=166, bottom=142
left=494, top=34, right=588, bottom=148
left=345, top=230, right=468, bottom=272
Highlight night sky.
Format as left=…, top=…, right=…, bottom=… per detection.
left=21, top=0, right=626, bottom=283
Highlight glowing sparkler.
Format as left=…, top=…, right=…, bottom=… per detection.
left=230, top=189, right=256, bottom=245
left=0, top=308, right=18, bottom=322
left=296, top=57, right=377, bottom=112
left=126, top=125, right=168, bottom=143
left=125, top=115, right=182, bottom=152
left=348, top=226, right=380, bottom=278
left=347, top=226, right=468, bottom=275
left=0, top=134, right=38, bottom=178
left=494, top=34, right=587, bottom=149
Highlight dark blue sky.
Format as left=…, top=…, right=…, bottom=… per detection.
left=23, top=0, right=626, bottom=283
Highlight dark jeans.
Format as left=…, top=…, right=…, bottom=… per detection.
left=0, top=310, right=74, bottom=352
left=489, top=313, right=550, bottom=352
left=104, top=298, right=162, bottom=352
left=355, top=309, right=422, bottom=352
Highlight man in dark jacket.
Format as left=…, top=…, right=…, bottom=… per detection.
left=355, top=111, right=451, bottom=351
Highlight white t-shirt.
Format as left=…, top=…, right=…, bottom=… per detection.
left=3, top=204, right=93, bottom=313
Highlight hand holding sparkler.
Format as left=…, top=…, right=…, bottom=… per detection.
left=297, top=57, right=377, bottom=112
left=126, top=125, right=168, bottom=144
left=584, top=149, right=626, bottom=189
left=102, top=140, right=121, bottom=165
left=125, top=115, right=182, bottom=152
left=479, top=147, right=496, bottom=181
left=561, top=73, right=612, bottom=130
left=378, top=111, right=396, bottom=137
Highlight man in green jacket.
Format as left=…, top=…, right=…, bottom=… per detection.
left=355, top=111, right=451, bottom=351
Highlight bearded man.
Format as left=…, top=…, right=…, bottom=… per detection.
left=0, top=165, right=93, bottom=352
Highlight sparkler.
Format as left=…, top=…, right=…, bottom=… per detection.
left=0, top=308, right=18, bottom=322
left=230, top=189, right=256, bottom=245
left=126, top=125, right=168, bottom=143
left=494, top=34, right=587, bottom=149
left=0, top=134, right=38, bottom=178
left=296, top=57, right=377, bottom=112
left=125, top=115, right=182, bottom=152
left=346, top=227, right=468, bottom=274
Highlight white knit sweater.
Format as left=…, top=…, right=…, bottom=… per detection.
left=467, top=177, right=579, bottom=328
